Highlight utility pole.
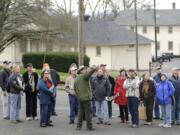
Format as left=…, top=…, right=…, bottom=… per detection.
left=78, top=0, right=85, bottom=66
left=154, top=0, right=158, bottom=60
left=134, top=0, right=139, bottom=72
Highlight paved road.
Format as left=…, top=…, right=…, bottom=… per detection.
left=0, top=58, right=180, bottom=135
left=155, top=58, right=180, bottom=77
left=0, top=90, right=179, bottom=135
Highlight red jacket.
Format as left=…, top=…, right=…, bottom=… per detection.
left=114, top=76, right=128, bottom=105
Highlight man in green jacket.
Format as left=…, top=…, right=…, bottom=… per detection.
left=74, top=65, right=97, bottom=131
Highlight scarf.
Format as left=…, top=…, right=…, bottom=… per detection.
left=45, top=79, right=53, bottom=89
left=143, top=81, right=149, bottom=95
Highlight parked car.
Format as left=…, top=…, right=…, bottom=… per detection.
left=159, top=52, right=174, bottom=62
left=152, top=52, right=174, bottom=63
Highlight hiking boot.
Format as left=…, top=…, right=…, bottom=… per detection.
left=87, top=128, right=95, bottom=131
left=26, top=117, right=32, bottom=121
left=158, top=123, right=165, bottom=127
left=46, top=123, right=54, bottom=127
left=104, top=122, right=111, bottom=125
left=144, top=122, right=152, bottom=125
left=40, top=123, right=47, bottom=128
left=69, top=120, right=75, bottom=124
left=11, top=120, right=18, bottom=124
left=33, top=117, right=38, bottom=120
left=163, top=124, right=171, bottom=128
left=96, top=121, right=103, bottom=124
left=3, top=117, right=10, bottom=120
left=16, top=120, right=24, bottom=123
left=131, top=124, right=139, bottom=128
left=52, top=112, right=58, bottom=116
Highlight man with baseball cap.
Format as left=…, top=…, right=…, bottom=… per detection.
left=123, top=69, right=140, bottom=128
left=169, top=67, right=180, bottom=125
left=153, top=66, right=162, bottom=120
left=23, top=63, right=39, bottom=120
left=74, top=65, right=97, bottom=131
left=0, top=61, right=12, bottom=120
left=65, top=64, right=78, bottom=124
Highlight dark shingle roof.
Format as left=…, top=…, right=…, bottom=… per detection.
left=84, top=20, right=152, bottom=46
left=115, top=9, right=180, bottom=26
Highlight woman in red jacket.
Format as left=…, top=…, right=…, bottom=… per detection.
left=114, top=69, right=129, bottom=123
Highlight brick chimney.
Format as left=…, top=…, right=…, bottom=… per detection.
left=172, top=2, right=176, bottom=9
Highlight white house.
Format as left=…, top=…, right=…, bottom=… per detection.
left=84, top=20, right=153, bottom=70
left=0, top=33, right=76, bottom=64
left=115, top=8, right=180, bottom=56
left=0, top=20, right=153, bottom=70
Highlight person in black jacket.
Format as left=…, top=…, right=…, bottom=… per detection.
left=92, top=69, right=111, bottom=125
left=9, top=65, right=24, bottom=123
left=23, top=63, right=39, bottom=120
left=106, top=70, right=115, bottom=118
left=139, top=73, right=156, bottom=125
left=0, top=61, right=12, bottom=120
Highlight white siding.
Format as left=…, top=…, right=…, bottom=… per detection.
left=85, top=46, right=112, bottom=69
left=126, top=26, right=180, bottom=55
left=86, top=44, right=151, bottom=70
left=0, top=43, right=17, bottom=64
left=111, top=45, right=151, bottom=70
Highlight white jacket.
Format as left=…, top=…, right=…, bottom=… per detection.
left=123, top=77, right=140, bottom=98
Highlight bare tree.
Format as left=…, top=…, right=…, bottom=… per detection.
left=84, top=0, right=153, bottom=19
left=0, top=0, right=64, bottom=53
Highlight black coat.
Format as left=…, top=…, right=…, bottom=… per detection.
left=92, top=76, right=111, bottom=101
left=108, top=76, right=115, bottom=96
left=139, top=80, right=156, bottom=101
left=23, top=71, right=39, bottom=93
left=0, top=69, right=11, bottom=92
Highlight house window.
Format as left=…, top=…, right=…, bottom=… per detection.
left=129, top=44, right=134, bottom=48
left=30, top=39, right=39, bottom=52
left=168, top=26, right=173, bottom=34
left=96, top=46, right=101, bottom=56
left=46, top=41, right=53, bottom=51
left=18, top=38, right=27, bottom=53
left=156, top=26, right=160, bottom=34
left=157, top=41, right=160, bottom=50
left=84, top=47, right=86, bottom=54
left=143, top=26, right=147, bottom=34
left=130, top=26, right=134, bottom=32
left=168, top=41, right=173, bottom=51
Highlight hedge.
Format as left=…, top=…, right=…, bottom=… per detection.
left=22, top=52, right=90, bottom=72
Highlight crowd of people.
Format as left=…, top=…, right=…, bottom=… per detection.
left=0, top=61, right=180, bottom=131
left=0, top=61, right=60, bottom=127
left=65, top=64, right=180, bottom=130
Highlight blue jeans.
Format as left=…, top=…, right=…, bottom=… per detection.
left=10, top=93, right=21, bottom=121
left=172, top=97, right=180, bottom=122
left=52, top=87, right=57, bottom=114
left=40, top=104, right=51, bottom=125
left=68, top=94, right=78, bottom=121
left=128, top=97, right=139, bottom=125
left=95, top=100, right=109, bottom=123
left=161, top=104, right=172, bottom=125
left=154, top=97, right=160, bottom=118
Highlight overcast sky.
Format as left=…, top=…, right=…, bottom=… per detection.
left=54, top=0, right=180, bottom=13
left=156, top=0, right=180, bottom=9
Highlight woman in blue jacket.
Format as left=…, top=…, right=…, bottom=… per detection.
left=38, top=70, right=55, bottom=127
left=156, top=74, right=175, bottom=128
